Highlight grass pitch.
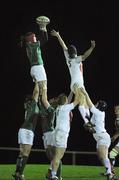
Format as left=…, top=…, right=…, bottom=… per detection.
left=0, top=164, right=118, bottom=180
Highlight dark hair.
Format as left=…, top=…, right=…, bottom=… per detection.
left=68, top=45, right=77, bottom=58
left=58, top=94, right=67, bottom=105
left=24, top=32, right=34, bottom=37
left=20, top=32, right=36, bottom=47
left=25, top=94, right=32, bottom=103
left=96, top=100, right=107, bottom=111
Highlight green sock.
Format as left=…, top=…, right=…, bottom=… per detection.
left=16, top=155, right=22, bottom=173
left=19, top=156, right=28, bottom=175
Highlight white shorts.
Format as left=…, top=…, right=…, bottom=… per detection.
left=30, top=65, right=47, bottom=81
left=54, top=129, right=69, bottom=148
left=42, top=131, right=55, bottom=149
left=93, top=132, right=111, bottom=148
left=18, top=128, right=34, bottom=145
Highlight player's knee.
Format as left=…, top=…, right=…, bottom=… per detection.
left=22, top=152, right=29, bottom=157
left=22, top=148, right=31, bottom=156
left=98, top=154, right=104, bottom=162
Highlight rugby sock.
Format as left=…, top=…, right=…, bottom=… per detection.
left=16, top=155, right=22, bottom=173
left=56, top=160, right=62, bottom=178
left=51, top=170, right=57, bottom=177
left=103, top=159, right=112, bottom=174
left=110, top=158, right=115, bottom=167
left=19, top=156, right=28, bottom=175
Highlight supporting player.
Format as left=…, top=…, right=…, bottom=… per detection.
left=80, top=88, right=117, bottom=180
left=12, top=81, right=39, bottom=180
left=48, top=85, right=80, bottom=180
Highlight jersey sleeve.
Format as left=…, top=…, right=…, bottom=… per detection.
left=63, top=103, right=74, bottom=111
left=90, top=105, right=100, bottom=114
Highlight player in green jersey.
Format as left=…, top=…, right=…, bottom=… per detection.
left=12, top=81, right=39, bottom=180
left=23, top=17, right=50, bottom=100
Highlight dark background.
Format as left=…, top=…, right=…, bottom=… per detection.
left=0, top=1, right=119, bottom=164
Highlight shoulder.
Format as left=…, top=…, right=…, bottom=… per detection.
left=75, top=55, right=82, bottom=63
left=90, top=105, right=97, bottom=113
left=62, top=103, right=74, bottom=110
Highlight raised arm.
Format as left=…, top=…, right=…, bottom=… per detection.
left=36, top=22, right=48, bottom=46
left=51, top=29, right=68, bottom=51
left=81, top=40, right=96, bottom=61
left=38, top=30, right=48, bottom=46
left=36, top=16, right=50, bottom=46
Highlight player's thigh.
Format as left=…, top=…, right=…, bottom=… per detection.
left=20, top=144, right=32, bottom=156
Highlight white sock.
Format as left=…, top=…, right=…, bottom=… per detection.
left=78, top=105, right=89, bottom=123
left=51, top=170, right=57, bottom=177
left=103, top=159, right=112, bottom=174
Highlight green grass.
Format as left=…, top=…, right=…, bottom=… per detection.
left=0, top=164, right=118, bottom=180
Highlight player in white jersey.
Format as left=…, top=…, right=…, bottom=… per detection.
left=48, top=86, right=80, bottom=180
left=51, top=30, right=95, bottom=126
left=41, top=84, right=74, bottom=180
left=81, top=88, right=117, bottom=180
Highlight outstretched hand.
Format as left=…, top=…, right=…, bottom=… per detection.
left=91, top=40, right=96, bottom=48
left=51, top=29, right=59, bottom=37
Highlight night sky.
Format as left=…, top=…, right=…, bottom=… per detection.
left=1, top=1, right=119, bottom=163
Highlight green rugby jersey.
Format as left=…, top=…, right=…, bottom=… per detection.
left=26, top=41, right=43, bottom=66
left=21, top=100, right=39, bottom=132
left=38, top=101, right=55, bottom=133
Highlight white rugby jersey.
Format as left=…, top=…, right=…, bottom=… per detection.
left=55, top=103, right=74, bottom=133
left=63, top=50, right=84, bottom=88
left=90, top=105, right=106, bottom=133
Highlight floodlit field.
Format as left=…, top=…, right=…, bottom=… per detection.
left=0, top=164, right=119, bottom=180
